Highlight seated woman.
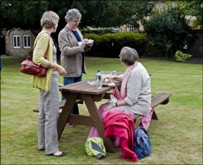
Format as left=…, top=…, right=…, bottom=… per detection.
left=88, top=46, right=152, bottom=139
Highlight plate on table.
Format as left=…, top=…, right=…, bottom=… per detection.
left=102, top=82, right=116, bottom=87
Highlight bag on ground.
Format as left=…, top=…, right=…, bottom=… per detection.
left=134, top=126, right=152, bottom=159
left=85, top=137, right=106, bottom=159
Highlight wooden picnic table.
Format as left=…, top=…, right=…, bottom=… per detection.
left=54, top=79, right=171, bottom=153
left=58, top=80, right=117, bottom=153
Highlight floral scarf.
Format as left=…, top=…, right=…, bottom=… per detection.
left=113, top=62, right=137, bottom=100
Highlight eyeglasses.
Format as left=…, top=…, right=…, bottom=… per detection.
left=71, top=19, right=81, bottom=23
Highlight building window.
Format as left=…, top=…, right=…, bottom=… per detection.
left=23, top=35, right=31, bottom=48
left=13, top=35, right=20, bottom=48
left=127, top=24, right=135, bottom=32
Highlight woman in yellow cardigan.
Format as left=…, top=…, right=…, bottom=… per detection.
left=33, top=11, right=66, bottom=157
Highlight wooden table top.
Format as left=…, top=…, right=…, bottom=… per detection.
left=59, top=80, right=114, bottom=95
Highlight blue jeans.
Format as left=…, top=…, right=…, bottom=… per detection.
left=62, top=76, right=82, bottom=115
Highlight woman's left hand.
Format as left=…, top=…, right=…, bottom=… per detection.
left=86, top=42, right=93, bottom=47
left=57, top=65, right=67, bottom=76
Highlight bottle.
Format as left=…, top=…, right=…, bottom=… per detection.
left=96, top=69, right=102, bottom=89
left=112, top=70, right=116, bottom=76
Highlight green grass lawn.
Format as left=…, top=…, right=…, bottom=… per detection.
left=1, top=56, right=202, bottom=164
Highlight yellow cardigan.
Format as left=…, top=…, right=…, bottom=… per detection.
left=32, top=32, right=53, bottom=92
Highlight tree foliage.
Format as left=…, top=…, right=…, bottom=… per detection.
left=177, top=0, right=203, bottom=29
left=77, top=0, right=149, bottom=28
left=0, top=0, right=150, bottom=32
left=143, top=6, right=194, bottom=58
left=0, top=1, right=48, bottom=31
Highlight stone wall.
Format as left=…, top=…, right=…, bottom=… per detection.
left=5, top=29, right=35, bottom=56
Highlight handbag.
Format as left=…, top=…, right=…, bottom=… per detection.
left=20, top=41, right=49, bottom=77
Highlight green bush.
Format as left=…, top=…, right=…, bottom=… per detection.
left=84, top=32, right=147, bottom=57
left=143, top=6, right=194, bottom=58
left=175, top=50, right=192, bottom=62
left=81, top=27, right=118, bottom=34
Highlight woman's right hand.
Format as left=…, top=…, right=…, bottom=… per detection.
left=56, top=65, right=67, bottom=76
left=111, top=76, right=121, bottom=81
left=81, top=38, right=89, bottom=48
left=103, top=76, right=121, bottom=84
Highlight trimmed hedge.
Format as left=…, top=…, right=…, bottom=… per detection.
left=81, top=28, right=117, bottom=34
left=84, top=32, right=147, bottom=57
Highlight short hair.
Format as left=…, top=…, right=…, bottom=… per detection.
left=40, top=11, right=59, bottom=29
left=119, top=46, right=139, bottom=66
left=65, top=8, right=81, bottom=22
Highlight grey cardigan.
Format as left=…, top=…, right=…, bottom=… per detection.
left=121, top=62, right=151, bottom=116
left=58, top=27, right=91, bottom=77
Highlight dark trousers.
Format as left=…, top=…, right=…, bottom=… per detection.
left=62, top=75, right=82, bottom=115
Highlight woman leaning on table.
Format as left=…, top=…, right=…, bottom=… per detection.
left=32, top=11, right=67, bottom=157
left=88, top=46, right=152, bottom=138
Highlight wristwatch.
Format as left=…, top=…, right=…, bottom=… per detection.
left=114, top=102, right=118, bottom=107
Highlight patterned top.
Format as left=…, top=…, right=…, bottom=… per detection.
left=120, top=62, right=151, bottom=115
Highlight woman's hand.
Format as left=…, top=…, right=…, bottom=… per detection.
left=86, top=40, right=94, bottom=47
left=111, top=76, right=121, bottom=82
left=56, top=65, right=67, bottom=76
left=81, top=38, right=89, bottom=47
left=103, top=77, right=111, bottom=83
left=103, top=76, right=122, bottom=84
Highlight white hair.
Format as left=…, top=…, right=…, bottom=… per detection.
left=65, top=8, right=81, bottom=22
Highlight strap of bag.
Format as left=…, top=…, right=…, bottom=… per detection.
left=29, top=33, right=50, bottom=59
left=44, top=41, right=49, bottom=59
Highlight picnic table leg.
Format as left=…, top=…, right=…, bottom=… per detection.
left=57, top=92, right=78, bottom=140
left=152, top=110, right=158, bottom=120
left=83, top=94, right=116, bottom=153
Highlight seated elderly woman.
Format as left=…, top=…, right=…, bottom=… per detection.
left=88, top=46, right=152, bottom=134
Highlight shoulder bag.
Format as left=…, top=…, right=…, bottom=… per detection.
left=20, top=40, right=50, bottom=77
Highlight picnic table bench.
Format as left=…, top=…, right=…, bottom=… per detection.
left=103, top=92, right=171, bottom=121
left=151, top=92, right=171, bottom=120
left=33, top=100, right=82, bottom=113
left=33, top=92, right=172, bottom=121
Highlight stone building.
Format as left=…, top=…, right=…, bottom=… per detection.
left=2, top=28, right=35, bottom=56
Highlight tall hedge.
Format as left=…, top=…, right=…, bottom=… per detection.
left=84, top=32, right=147, bottom=57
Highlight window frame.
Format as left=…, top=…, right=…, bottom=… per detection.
left=127, top=23, right=135, bottom=32
left=13, top=35, right=20, bottom=48
left=23, top=35, right=31, bottom=48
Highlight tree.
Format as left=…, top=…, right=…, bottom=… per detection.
left=177, top=0, right=203, bottom=29
left=0, top=0, right=150, bottom=32
left=0, top=1, right=48, bottom=32
left=77, top=0, right=149, bottom=28
left=143, top=6, right=194, bottom=58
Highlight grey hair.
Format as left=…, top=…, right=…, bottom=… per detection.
left=65, top=8, right=81, bottom=22
left=40, top=11, right=59, bottom=29
left=119, top=46, right=139, bottom=65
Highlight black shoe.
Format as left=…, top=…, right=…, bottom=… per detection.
left=39, top=148, right=45, bottom=151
